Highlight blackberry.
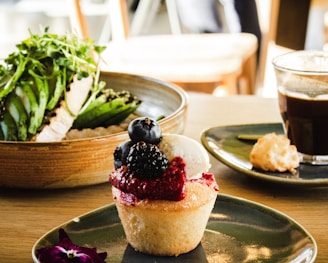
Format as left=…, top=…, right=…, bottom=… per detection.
left=126, top=141, right=168, bottom=179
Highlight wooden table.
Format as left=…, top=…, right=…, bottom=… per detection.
left=1, top=93, right=327, bottom=262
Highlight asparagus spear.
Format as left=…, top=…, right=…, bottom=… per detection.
left=5, top=93, right=28, bottom=141
left=73, top=90, right=142, bottom=129
left=0, top=110, right=17, bottom=141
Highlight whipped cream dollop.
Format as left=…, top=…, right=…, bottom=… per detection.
left=158, top=134, right=211, bottom=179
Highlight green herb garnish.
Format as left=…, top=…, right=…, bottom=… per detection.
left=0, top=27, right=141, bottom=141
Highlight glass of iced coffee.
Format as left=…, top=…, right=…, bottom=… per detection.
left=273, top=50, right=328, bottom=165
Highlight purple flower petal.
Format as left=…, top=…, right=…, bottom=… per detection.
left=36, top=228, right=108, bottom=263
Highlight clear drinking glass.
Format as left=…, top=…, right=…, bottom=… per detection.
left=273, top=50, right=328, bottom=165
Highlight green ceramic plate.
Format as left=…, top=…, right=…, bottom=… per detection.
left=32, top=194, right=317, bottom=263
left=201, top=123, right=328, bottom=186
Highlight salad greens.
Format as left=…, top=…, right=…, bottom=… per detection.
left=0, top=28, right=141, bottom=141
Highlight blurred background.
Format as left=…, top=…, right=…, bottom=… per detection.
left=0, top=0, right=327, bottom=97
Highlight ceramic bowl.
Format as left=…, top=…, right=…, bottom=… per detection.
left=0, top=72, right=188, bottom=189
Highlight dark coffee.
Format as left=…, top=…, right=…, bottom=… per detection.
left=278, top=90, right=328, bottom=155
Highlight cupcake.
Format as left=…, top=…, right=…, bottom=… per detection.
left=109, top=117, right=219, bottom=256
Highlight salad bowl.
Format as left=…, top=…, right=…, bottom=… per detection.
left=0, top=72, right=188, bottom=189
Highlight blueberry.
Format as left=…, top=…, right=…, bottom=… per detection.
left=113, top=140, right=134, bottom=169
left=128, top=117, right=162, bottom=144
